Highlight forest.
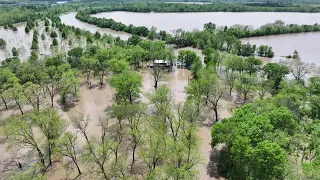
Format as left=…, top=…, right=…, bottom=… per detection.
left=1, top=1, right=320, bottom=180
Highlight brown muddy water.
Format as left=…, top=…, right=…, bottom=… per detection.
left=91, top=11, right=320, bottom=32
left=60, top=12, right=320, bottom=66
left=60, top=12, right=132, bottom=40
left=0, top=68, right=229, bottom=179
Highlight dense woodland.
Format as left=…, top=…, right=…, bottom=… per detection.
left=1, top=1, right=320, bottom=179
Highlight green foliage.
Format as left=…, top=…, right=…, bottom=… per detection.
left=11, top=47, right=18, bottom=57
left=263, top=63, right=289, bottom=95
left=178, top=50, right=199, bottom=69
left=110, top=70, right=142, bottom=103
left=52, top=38, right=58, bottom=46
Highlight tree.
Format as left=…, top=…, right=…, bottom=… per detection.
left=31, top=109, right=67, bottom=166
left=5, top=116, right=46, bottom=169
left=284, top=58, right=315, bottom=83
left=249, top=141, right=287, bottom=179
left=72, top=116, right=112, bottom=179
left=110, top=70, right=142, bottom=103
left=0, top=38, right=6, bottom=49
left=50, top=31, right=58, bottom=38
left=107, top=58, right=130, bottom=75
left=67, top=47, right=83, bottom=68
left=245, top=57, right=262, bottom=75
left=55, top=132, right=82, bottom=177
left=23, top=82, right=43, bottom=112
left=59, top=69, right=79, bottom=105
left=52, top=38, right=58, bottom=46
left=204, top=22, right=216, bottom=33
left=6, top=83, right=25, bottom=115
left=127, top=35, right=142, bottom=46
left=208, top=80, right=226, bottom=121
left=41, top=33, right=45, bottom=41
left=309, top=76, right=320, bottom=95
left=263, top=63, right=289, bottom=95
left=256, top=78, right=273, bottom=100
left=178, top=50, right=199, bottom=69
left=236, top=74, right=257, bottom=104
left=25, top=26, right=30, bottom=34
left=95, top=31, right=101, bottom=39
left=224, top=71, right=238, bottom=96
left=151, top=64, right=167, bottom=89
left=80, top=57, right=97, bottom=83
left=0, top=68, right=18, bottom=109
left=11, top=47, right=18, bottom=57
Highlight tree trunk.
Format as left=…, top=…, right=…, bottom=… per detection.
left=131, top=145, right=137, bottom=173
left=1, top=96, right=7, bottom=110
left=50, top=86, right=54, bottom=107
left=37, top=99, right=40, bottom=113
left=214, top=105, right=218, bottom=122
left=154, top=80, right=158, bottom=89
left=37, top=148, right=45, bottom=171
left=16, top=101, right=23, bottom=115
left=48, top=145, right=52, bottom=166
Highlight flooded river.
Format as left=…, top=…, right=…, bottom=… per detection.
left=60, top=12, right=132, bottom=40
left=92, top=11, right=320, bottom=32
left=59, top=12, right=320, bottom=65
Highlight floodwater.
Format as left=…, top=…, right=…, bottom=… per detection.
left=60, top=11, right=320, bottom=65
left=241, top=32, right=320, bottom=64
left=59, top=12, right=132, bottom=40
left=0, top=21, right=71, bottom=62
left=91, top=11, right=320, bottom=32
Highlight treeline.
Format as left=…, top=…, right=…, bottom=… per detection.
left=79, top=2, right=320, bottom=13
left=76, top=13, right=149, bottom=36
left=225, top=20, right=320, bottom=38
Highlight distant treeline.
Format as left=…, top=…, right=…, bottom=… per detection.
left=79, top=2, right=320, bottom=13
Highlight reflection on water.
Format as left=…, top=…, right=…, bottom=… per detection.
left=59, top=12, right=132, bottom=40
left=92, top=11, right=320, bottom=32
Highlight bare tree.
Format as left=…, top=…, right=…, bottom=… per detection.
left=283, top=58, right=316, bottom=83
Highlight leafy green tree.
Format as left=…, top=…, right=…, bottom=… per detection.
left=178, top=50, right=199, bottom=69
left=110, top=70, right=142, bottom=103
left=6, top=83, right=25, bottom=115
left=263, top=63, right=289, bottom=95
left=249, top=141, right=287, bottom=180
left=107, top=58, right=130, bottom=75
left=80, top=56, right=97, bottom=83
left=31, top=109, right=67, bottom=166
left=11, top=47, right=18, bottom=57
left=95, top=31, right=101, bottom=39
left=309, top=76, right=320, bottom=95
left=0, top=68, right=18, bottom=109
left=59, top=69, right=79, bottom=105
left=50, top=31, right=58, bottom=38
left=127, top=35, right=142, bottom=46
left=23, top=82, right=43, bottom=112
left=236, top=74, right=257, bottom=104
left=67, top=47, right=83, bottom=68
left=52, top=38, right=58, bottom=46
left=244, top=57, right=262, bottom=75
